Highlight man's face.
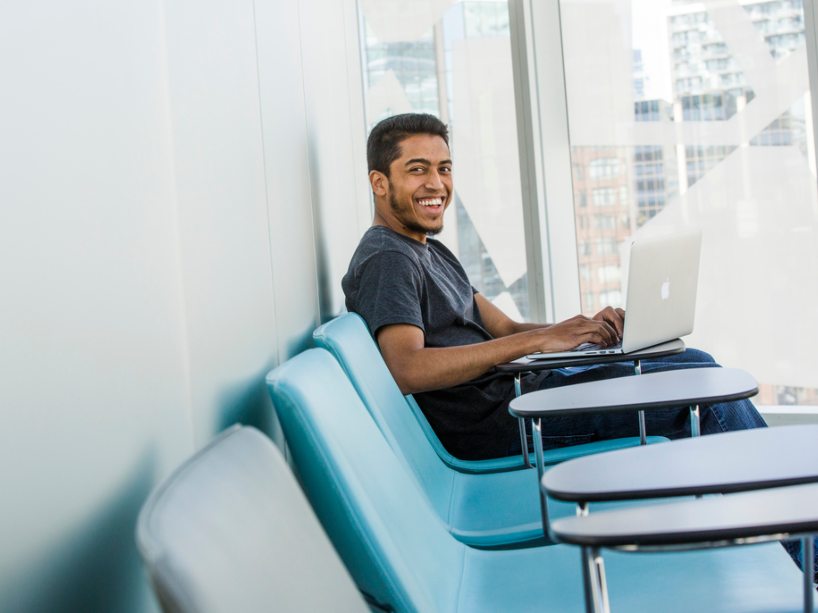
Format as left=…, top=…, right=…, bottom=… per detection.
left=373, top=133, right=453, bottom=242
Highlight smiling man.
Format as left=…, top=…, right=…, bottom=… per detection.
left=342, top=112, right=766, bottom=461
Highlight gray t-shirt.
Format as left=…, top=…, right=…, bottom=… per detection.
left=342, top=226, right=544, bottom=459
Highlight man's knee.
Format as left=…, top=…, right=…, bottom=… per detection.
left=662, top=347, right=718, bottom=366
left=701, top=399, right=767, bottom=434
left=682, top=347, right=717, bottom=364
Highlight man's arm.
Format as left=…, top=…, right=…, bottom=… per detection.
left=377, top=312, right=622, bottom=394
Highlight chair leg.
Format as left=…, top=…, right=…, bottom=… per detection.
left=638, top=410, right=647, bottom=445
left=581, top=546, right=609, bottom=613
left=689, top=404, right=701, bottom=437
left=581, top=546, right=598, bottom=613
left=532, top=417, right=549, bottom=532
left=595, top=551, right=611, bottom=613
left=633, top=360, right=647, bottom=445
left=803, top=536, right=815, bottom=613
left=514, top=374, right=531, bottom=468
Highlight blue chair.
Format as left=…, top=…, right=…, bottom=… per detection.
left=135, top=426, right=368, bottom=613
left=313, top=313, right=663, bottom=475
left=265, top=349, right=804, bottom=612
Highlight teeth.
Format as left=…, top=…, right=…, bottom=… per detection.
left=418, top=197, right=443, bottom=206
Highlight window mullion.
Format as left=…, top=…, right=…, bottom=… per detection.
left=509, top=0, right=581, bottom=323
left=804, top=0, right=818, bottom=173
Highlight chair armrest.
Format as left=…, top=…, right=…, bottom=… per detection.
left=549, top=483, right=818, bottom=549
left=541, top=424, right=818, bottom=503
left=508, top=367, right=757, bottom=419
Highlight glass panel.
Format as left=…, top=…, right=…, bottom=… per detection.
left=359, top=0, right=531, bottom=319
left=561, top=0, right=818, bottom=406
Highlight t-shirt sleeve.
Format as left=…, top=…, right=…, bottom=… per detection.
left=351, top=250, right=425, bottom=336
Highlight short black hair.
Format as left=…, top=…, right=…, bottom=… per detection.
left=367, top=113, right=449, bottom=176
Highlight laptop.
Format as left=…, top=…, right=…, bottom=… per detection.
left=524, top=229, right=702, bottom=360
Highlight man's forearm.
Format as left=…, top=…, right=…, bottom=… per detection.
left=378, top=315, right=620, bottom=394
left=505, top=321, right=552, bottom=334
left=381, top=330, right=547, bottom=394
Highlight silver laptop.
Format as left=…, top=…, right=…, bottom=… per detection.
left=524, top=230, right=702, bottom=360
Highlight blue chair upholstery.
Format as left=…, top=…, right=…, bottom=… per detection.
left=313, top=313, right=664, bottom=475
left=135, top=426, right=367, bottom=613
left=265, top=349, right=804, bottom=612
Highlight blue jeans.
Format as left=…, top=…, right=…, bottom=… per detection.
left=530, top=347, right=816, bottom=582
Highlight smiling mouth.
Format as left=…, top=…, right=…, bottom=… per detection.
left=417, top=197, right=445, bottom=207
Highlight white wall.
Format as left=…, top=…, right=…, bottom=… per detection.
left=294, top=0, right=373, bottom=318
left=162, top=0, right=285, bottom=447
left=0, top=0, right=366, bottom=610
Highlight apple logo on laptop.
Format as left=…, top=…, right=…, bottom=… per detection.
left=660, top=278, right=671, bottom=300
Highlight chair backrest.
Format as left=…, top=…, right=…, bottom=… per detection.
left=136, top=426, right=367, bottom=613
left=266, top=349, right=465, bottom=612
left=313, top=313, right=455, bottom=504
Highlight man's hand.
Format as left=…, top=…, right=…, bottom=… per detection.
left=592, top=306, right=626, bottom=340
left=526, top=313, right=621, bottom=354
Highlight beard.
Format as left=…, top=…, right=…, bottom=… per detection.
left=389, top=192, right=444, bottom=236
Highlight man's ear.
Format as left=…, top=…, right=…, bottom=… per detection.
left=369, top=170, right=389, bottom=197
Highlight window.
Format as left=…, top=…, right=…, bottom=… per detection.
left=358, top=0, right=818, bottom=408
left=598, top=290, right=623, bottom=308
left=597, top=265, right=621, bottom=284
left=592, top=187, right=617, bottom=206
left=588, top=157, right=623, bottom=179
left=593, top=215, right=619, bottom=230
left=595, top=238, right=617, bottom=256
left=558, top=0, right=818, bottom=406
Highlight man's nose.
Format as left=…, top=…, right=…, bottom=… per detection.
left=425, top=170, right=445, bottom=190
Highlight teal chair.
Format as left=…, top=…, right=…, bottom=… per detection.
left=313, top=313, right=663, bottom=475
left=265, top=349, right=804, bottom=612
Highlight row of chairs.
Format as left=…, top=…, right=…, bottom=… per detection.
left=137, top=313, right=809, bottom=611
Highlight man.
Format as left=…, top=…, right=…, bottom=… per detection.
left=342, top=112, right=766, bottom=462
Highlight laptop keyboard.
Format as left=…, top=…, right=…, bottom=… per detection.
left=575, top=341, right=622, bottom=352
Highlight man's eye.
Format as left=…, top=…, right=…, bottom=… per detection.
left=440, top=166, right=452, bottom=174
left=409, top=167, right=425, bottom=173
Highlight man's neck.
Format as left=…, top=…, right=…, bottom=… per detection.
left=371, top=215, right=428, bottom=245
